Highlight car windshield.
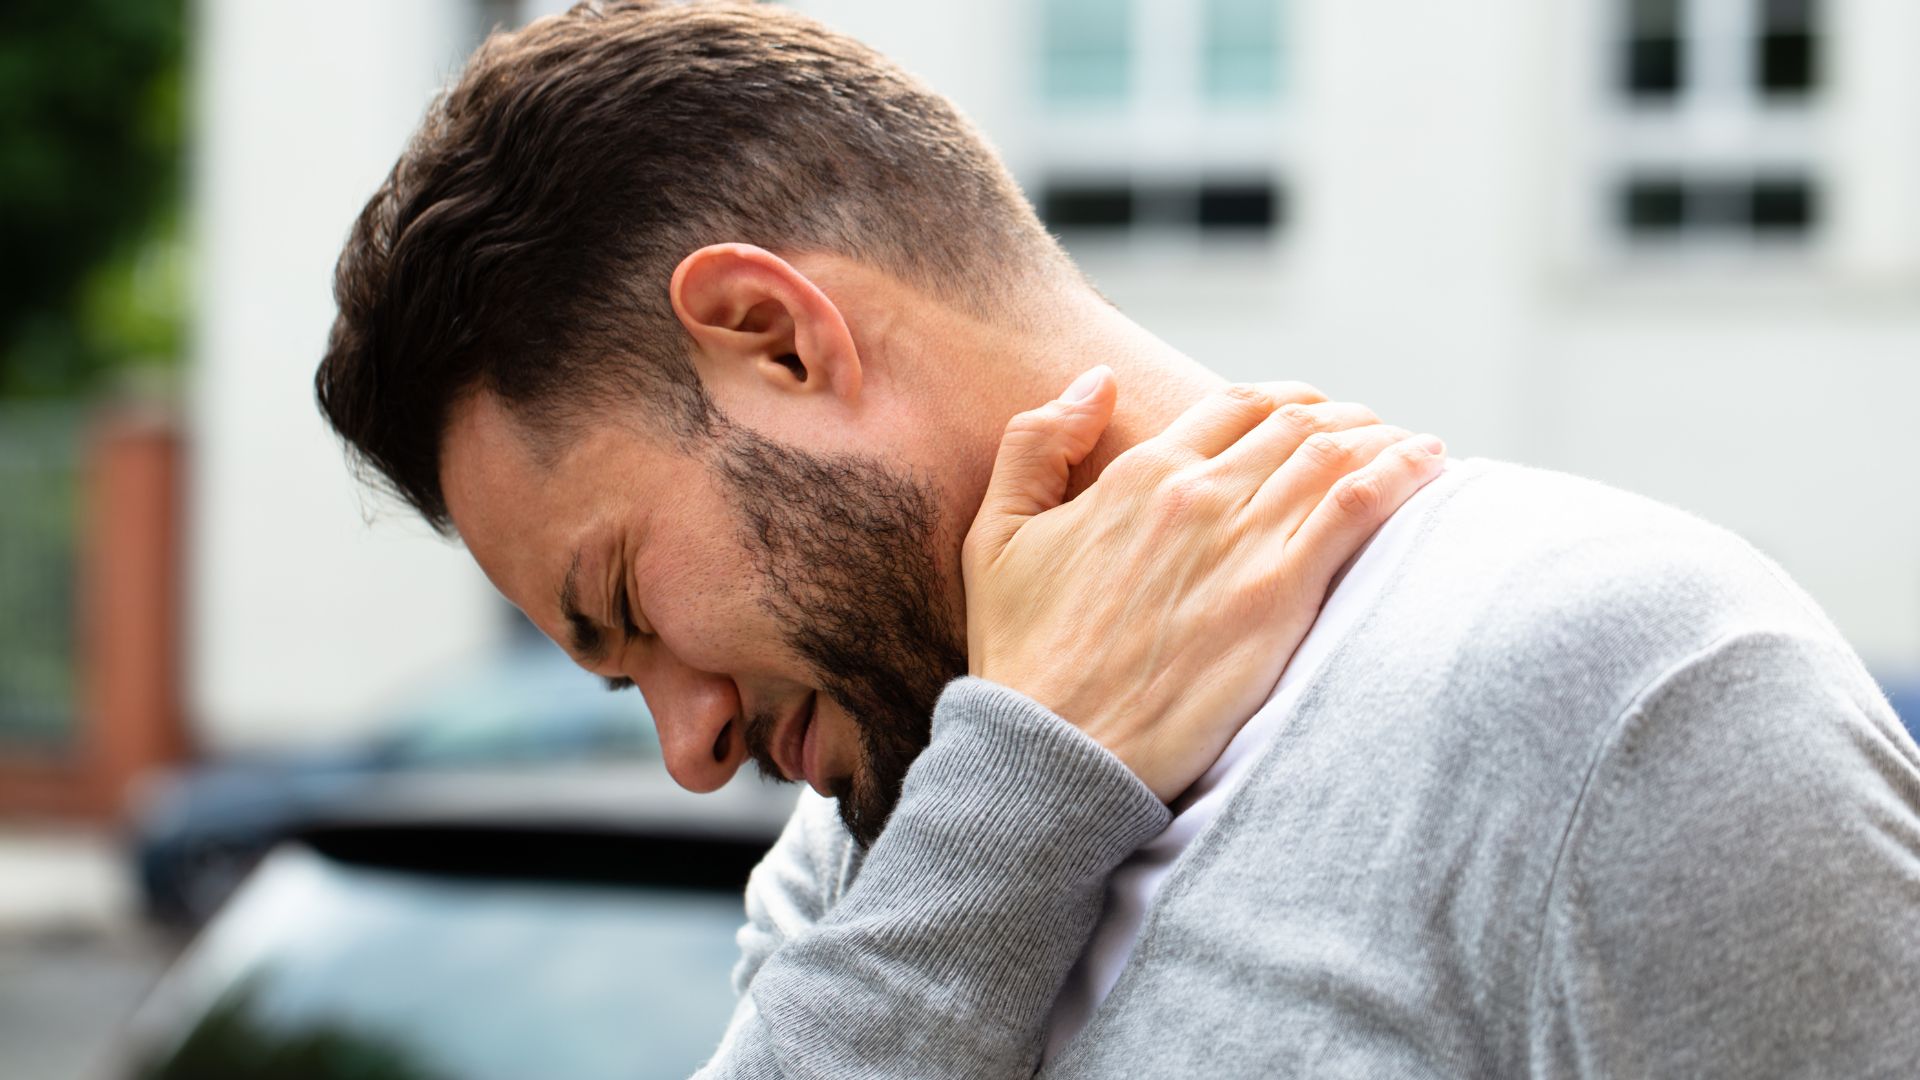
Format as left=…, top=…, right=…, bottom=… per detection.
left=129, top=845, right=743, bottom=1080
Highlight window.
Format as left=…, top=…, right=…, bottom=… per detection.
left=1197, top=180, right=1280, bottom=230
left=1616, top=172, right=1819, bottom=240
left=1621, top=0, right=1686, bottom=102
left=1620, top=174, right=1689, bottom=234
left=1748, top=174, right=1818, bottom=233
left=1202, top=0, right=1283, bottom=103
left=1042, top=0, right=1133, bottom=103
left=1589, top=0, right=1827, bottom=253
left=1042, top=183, right=1137, bottom=230
left=1755, top=0, right=1820, bottom=98
left=1040, top=178, right=1284, bottom=235
left=1031, top=0, right=1292, bottom=250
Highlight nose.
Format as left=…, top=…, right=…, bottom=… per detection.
left=628, top=648, right=747, bottom=793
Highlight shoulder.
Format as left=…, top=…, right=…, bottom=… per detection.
left=1407, top=465, right=1914, bottom=887
left=1412, top=461, right=1844, bottom=705
left=1340, top=460, right=1883, bottom=817
left=1578, top=628, right=1916, bottom=845
left=1434, top=460, right=1808, bottom=619
left=1530, top=629, right=1920, bottom=1073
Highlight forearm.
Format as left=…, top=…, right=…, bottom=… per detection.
left=697, top=677, right=1170, bottom=1079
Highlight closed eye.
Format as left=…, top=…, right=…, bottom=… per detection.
left=615, top=580, right=640, bottom=638
left=617, top=571, right=657, bottom=643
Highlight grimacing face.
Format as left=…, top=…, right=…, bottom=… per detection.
left=440, top=392, right=967, bottom=847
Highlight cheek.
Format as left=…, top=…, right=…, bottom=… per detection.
left=644, top=545, right=792, bottom=676
left=641, top=462, right=810, bottom=683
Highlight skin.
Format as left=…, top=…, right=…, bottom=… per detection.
left=440, top=245, right=1406, bottom=806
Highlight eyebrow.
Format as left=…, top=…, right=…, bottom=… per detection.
left=558, top=549, right=610, bottom=664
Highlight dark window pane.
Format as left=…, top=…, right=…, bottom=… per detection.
left=1619, top=175, right=1688, bottom=236
left=1749, top=176, right=1818, bottom=233
left=1625, top=40, right=1684, bottom=97
left=1616, top=172, right=1821, bottom=243
left=1042, top=183, right=1135, bottom=229
left=1196, top=181, right=1279, bottom=230
left=1757, top=34, right=1817, bottom=95
left=1756, top=0, right=1820, bottom=97
left=1621, top=0, right=1686, bottom=100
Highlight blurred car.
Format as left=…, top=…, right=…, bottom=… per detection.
left=131, top=642, right=688, bottom=927
left=1884, top=676, right=1920, bottom=744
left=117, top=773, right=794, bottom=1080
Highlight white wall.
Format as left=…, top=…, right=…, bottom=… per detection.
left=191, top=0, right=1919, bottom=751
left=1540, top=310, right=1920, bottom=673
left=804, top=0, right=1920, bottom=674
left=191, top=0, right=507, bottom=749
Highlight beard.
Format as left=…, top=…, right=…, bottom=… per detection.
left=712, top=423, right=967, bottom=848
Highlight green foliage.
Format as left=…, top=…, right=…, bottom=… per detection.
left=0, top=405, right=80, bottom=747
left=0, top=0, right=186, bottom=398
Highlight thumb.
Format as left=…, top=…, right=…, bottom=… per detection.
left=966, top=365, right=1117, bottom=564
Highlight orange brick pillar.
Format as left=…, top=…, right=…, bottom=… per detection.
left=75, top=408, right=191, bottom=818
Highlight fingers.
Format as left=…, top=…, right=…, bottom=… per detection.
left=1247, top=422, right=1414, bottom=529
left=965, top=366, right=1118, bottom=567
left=1153, top=381, right=1327, bottom=461
left=1212, top=401, right=1382, bottom=480
left=1284, top=434, right=1446, bottom=585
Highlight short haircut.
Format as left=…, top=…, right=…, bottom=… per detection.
left=315, top=0, right=1065, bottom=532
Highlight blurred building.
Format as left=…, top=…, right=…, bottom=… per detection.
left=192, top=0, right=1919, bottom=750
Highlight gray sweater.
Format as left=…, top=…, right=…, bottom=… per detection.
left=697, top=460, right=1920, bottom=1078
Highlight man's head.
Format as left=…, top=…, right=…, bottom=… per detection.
left=315, top=1, right=1090, bottom=844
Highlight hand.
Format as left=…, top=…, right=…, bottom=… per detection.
left=963, top=367, right=1445, bottom=801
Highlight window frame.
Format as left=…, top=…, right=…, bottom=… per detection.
left=1029, top=0, right=1293, bottom=254
left=1572, top=0, right=1829, bottom=270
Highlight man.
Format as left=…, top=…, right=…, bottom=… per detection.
left=314, top=2, right=1920, bottom=1076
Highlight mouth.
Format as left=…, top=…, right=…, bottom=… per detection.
left=773, top=690, right=826, bottom=796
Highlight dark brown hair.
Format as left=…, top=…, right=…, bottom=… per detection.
left=315, top=0, right=1061, bottom=531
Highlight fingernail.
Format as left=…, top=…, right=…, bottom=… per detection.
left=1416, top=435, right=1446, bottom=457
left=1061, top=366, right=1108, bottom=403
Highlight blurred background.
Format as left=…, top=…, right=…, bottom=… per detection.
left=2, top=0, right=1915, bottom=1076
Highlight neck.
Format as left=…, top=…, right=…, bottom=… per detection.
left=1008, top=286, right=1226, bottom=498
left=801, top=252, right=1227, bottom=502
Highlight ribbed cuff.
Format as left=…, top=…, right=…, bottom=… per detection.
left=849, top=678, right=1170, bottom=995
left=901, top=675, right=1172, bottom=882
left=750, top=678, right=1170, bottom=1076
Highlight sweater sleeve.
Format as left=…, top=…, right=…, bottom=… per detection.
left=695, top=677, right=1172, bottom=1079
left=1531, top=630, right=1920, bottom=1079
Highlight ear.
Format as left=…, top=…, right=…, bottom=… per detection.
left=668, top=243, right=862, bottom=405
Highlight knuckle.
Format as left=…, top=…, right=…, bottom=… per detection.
left=1401, top=440, right=1437, bottom=467
left=1001, top=407, right=1051, bottom=441
left=1153, top=470, right=1221, bottom=520
left=1300, top=431, right=1351, bottom=468
left=1274, top=402, right=1322, bottom=437
left=1221, top=382, right=1269, bottom=408
left=1200, top=383, right=1277, bottom=427
left=1332, top=472, right=1382, bottom=517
